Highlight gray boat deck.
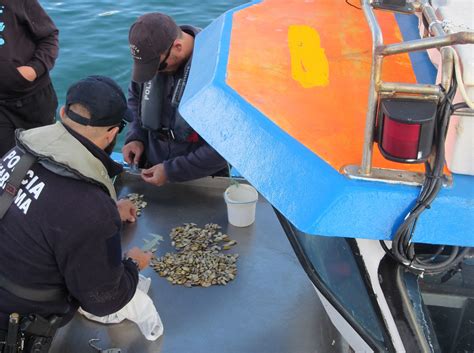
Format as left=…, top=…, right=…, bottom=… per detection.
left=50, top=174, right=345, bottom=353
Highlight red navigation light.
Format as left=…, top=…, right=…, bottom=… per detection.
left=377, top=99, right=437, bottom=163
left=381, top=115, right=421, bottom=160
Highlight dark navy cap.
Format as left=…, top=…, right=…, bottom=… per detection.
left=129, top=13, right=179, bottom=83
left=65, top=75, right=133, bottom=128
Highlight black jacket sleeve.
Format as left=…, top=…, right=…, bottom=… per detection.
left=21, top=0, right=59, bottom=77
left=163, top=140, right=228, bottom=182
left=55, top=196, right=139, bottom=316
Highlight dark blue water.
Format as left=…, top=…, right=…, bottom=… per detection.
left=41, top=0, right=248, bottom=148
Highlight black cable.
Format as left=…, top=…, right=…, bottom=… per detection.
left=345, top=0, right=362, bottom=10
left=417, top=245, right=445, bottom=263
left=381, top=78, right=472, bottom=275
left=452, top=102, right=469, bottom=111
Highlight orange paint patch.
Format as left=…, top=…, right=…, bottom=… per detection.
left=227, top=0, right=424, bottom=172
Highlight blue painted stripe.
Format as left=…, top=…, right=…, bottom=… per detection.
left=395, top=13, right=437, bottom=84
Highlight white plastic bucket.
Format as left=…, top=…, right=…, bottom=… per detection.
left=224, top=184, right=258, bottom=227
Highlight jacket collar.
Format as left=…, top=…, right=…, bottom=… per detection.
left=63, top=124, right=123, bottom=178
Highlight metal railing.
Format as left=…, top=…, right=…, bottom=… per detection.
left=347, top=0, right=474, bottom=182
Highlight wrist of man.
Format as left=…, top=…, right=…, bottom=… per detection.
left=125, top=137, right=146, bottom=146
left=26, top=60, right=44, bottom=78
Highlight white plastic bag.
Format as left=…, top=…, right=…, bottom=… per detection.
left=78, top=275, right=163, bottom=341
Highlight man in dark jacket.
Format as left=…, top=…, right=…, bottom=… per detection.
left=0, top=0, right=59, bottom=156
left=0, top=76, right=152, bottom=352
left=123, top=13, right=227, bottom=186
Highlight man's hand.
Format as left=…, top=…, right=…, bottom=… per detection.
left=122, top=141, right=144, bottom=165
left=16, top=66, right=37, bottom=82
left=141, top=163, right=168, bottom=186
left=125, top=247, right=153, bottom=271
left=116, top=199, right=137, bottom=223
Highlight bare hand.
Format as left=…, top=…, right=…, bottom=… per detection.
left=126, top=247, right=153, bottom=270
left=16, top=66, right=37, bottom=82
left=116, top=199, right=137, bottom=223
left=141, top=163, right=168, bottom=186
left=122, top=141, right=144, bottom=165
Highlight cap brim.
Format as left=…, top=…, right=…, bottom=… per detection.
left=132, top=59, right=159, bottom=83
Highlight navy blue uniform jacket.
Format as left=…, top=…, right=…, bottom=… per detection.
left=0, top=127, right=138, bottom=329
left=125, top=26, right=227, bottom=183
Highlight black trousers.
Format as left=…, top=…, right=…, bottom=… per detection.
left=0, top=84, right=58, bottom=156
left=0, top=330, right=8, bottom=352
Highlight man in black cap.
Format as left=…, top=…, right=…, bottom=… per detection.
left=0, top=76, right=152, bottom=352
left=0, top=0, right=60, bottom=156
left=123, top=12, right=227, bottom=186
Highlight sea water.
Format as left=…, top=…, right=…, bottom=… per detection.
left=41, top=0, right=248, bottom=149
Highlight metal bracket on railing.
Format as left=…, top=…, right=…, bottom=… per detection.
left=342, top=164, right=453, bottom=187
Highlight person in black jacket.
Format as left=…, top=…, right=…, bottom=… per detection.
left=0, top=76, right=152, bottom=352
left=0, top=0, right=59, bottom=156
left=123, top=13, right=227, bottom=187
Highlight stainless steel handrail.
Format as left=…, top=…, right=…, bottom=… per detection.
left=380, top=31, right=474, bottom=56
left=358, top=0, right=474, bottom=176
left=379, top=82, right=441, bottom=97
left=422, top=2, right=453, bottom=90
left=360, top=0, right=383, bottom=175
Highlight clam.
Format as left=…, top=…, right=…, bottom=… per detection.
left=151, top=223, right=239, bottom=287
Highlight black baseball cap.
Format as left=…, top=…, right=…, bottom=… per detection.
left=65, top=75, right=133, bottom=130
left=129, top=13, right=179, bottom=83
